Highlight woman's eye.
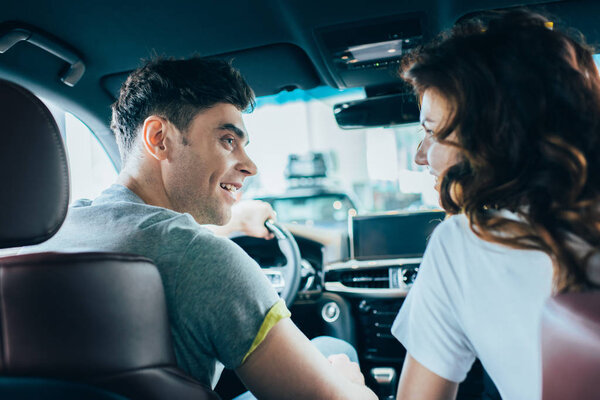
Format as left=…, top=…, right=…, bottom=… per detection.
left=418, top=126, right=434, bottom=138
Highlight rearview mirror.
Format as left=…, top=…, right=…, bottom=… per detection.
left=333, top=93, right=419, bottom=129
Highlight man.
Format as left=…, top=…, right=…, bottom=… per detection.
left=32, top=57, right=376, bottom=400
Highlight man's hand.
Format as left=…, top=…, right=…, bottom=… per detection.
left=205, top=200, right=276, bottom=239
left=231, top=200, right=276, bottom=239
left=328, top=354, right=365, bottom=385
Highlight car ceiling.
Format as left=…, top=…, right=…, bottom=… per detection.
left=0, top=0, right=596, bottom=167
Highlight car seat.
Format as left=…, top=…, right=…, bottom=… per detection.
left=541, top=291, right=600, bottom=400
left=0, top=79, right=220, bottom=400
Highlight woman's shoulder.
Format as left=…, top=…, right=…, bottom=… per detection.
left=431, top=212, right=500, bottom=252
left=431, top=213, right=470, bottom=239
left=432, top=210, right=532, bottom=254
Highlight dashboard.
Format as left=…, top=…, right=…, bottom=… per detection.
left=325, top=210, right=445, bottom=298
left=320, top=210, right=444, bottom=373
left=225, top=210, right=448, bottom=398
left=232, top=210, right=445, bottom=385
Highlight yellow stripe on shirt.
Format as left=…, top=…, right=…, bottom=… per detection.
left=242, top=299, right=291, bottom=363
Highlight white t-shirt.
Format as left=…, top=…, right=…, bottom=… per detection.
left=392, top=213, right=553, bottom=400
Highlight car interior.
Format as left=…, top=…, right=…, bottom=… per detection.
left=0, top=0, right=599, bottom=399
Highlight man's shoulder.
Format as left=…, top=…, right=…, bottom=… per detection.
left=125, top=207, right=229, bottom=253
left=64, top=193, right=219, bottom=250
left=182, top=228, right=252, bottom=264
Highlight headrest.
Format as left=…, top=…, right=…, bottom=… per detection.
left=0, top=79, right=69, bottom=249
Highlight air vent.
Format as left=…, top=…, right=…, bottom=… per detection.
left=328, top=268, right=391, bottom=289
left=324, top=259, right=423, bottom=298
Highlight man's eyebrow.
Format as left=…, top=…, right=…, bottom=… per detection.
left=218, top=123, right=249, bottom=145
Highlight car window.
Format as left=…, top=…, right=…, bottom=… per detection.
left=64, top=112, right=118, bottom=202
left=269, top=194, right=357, bottom=226
left=243, top=87, right=438, bottom=214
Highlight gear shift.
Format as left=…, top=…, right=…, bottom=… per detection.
left=370, top=367, right=397, bottom=399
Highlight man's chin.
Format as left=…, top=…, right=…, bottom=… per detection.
left=209, top=207, right=232, bottom=227
left=189, top=206, right=231, bottom=226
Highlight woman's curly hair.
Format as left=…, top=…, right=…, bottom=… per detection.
left=402, top=9, right=600, bottom=292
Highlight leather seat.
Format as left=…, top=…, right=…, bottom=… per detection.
left=541, top=291, right=600, bottom=400
left=0, top=79, right=220, bottom=399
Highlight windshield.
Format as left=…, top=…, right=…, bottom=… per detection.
left=243, top=87, right=439, bottom=222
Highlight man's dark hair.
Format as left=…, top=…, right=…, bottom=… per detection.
left=111, top=57, right=255, bottom=163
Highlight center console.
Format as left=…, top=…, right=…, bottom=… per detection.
left=323, top=210, right=445, bottom=398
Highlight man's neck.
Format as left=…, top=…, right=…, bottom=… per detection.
left=116, top=169, right=172, bottom=210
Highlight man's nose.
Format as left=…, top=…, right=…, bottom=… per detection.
left=238, top=150, right=257, bottom=177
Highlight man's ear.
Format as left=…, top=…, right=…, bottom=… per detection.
left=142, top=116, right=169, bottom=161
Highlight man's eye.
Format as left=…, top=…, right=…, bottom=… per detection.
left=223, top=137, right=235, bottom=146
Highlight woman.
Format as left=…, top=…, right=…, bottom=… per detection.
left=392, top=10, right=600, bottom=400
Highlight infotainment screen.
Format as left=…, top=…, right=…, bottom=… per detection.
left=351, top=211, right=445, bottom=260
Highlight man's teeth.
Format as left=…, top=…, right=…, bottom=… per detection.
left=220, top=183, right=237, bottom=193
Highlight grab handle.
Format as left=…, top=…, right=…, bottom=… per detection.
left=0, top=27, right=85, bottom=87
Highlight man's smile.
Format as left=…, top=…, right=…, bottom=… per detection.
left=220, top=182, right=241, bottom=200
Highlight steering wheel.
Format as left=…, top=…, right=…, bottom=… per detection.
left=231, top=220, right=302, bottom=305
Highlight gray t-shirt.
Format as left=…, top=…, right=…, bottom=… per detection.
left=29, top=184, right=285, bottom=387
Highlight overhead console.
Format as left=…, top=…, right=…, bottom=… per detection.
left=315, top=13, right=426, bottom=89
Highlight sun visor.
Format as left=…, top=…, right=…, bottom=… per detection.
left=315, top=13, right=426, bottom=89
left=101, top=43, right=321, bottom=99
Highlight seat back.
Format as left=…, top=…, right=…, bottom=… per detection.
left=0, top=79, right=68, bottom=248
left=541, top=291, right=600, bottom=400
left=0, top=79, right=220, bottom=399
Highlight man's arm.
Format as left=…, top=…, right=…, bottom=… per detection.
left=236, top=318, right=377, bottom=400
left=396, top=354, right=458, bottom=400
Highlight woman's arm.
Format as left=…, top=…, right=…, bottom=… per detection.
left=397, top=354, right=458, bottom=400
